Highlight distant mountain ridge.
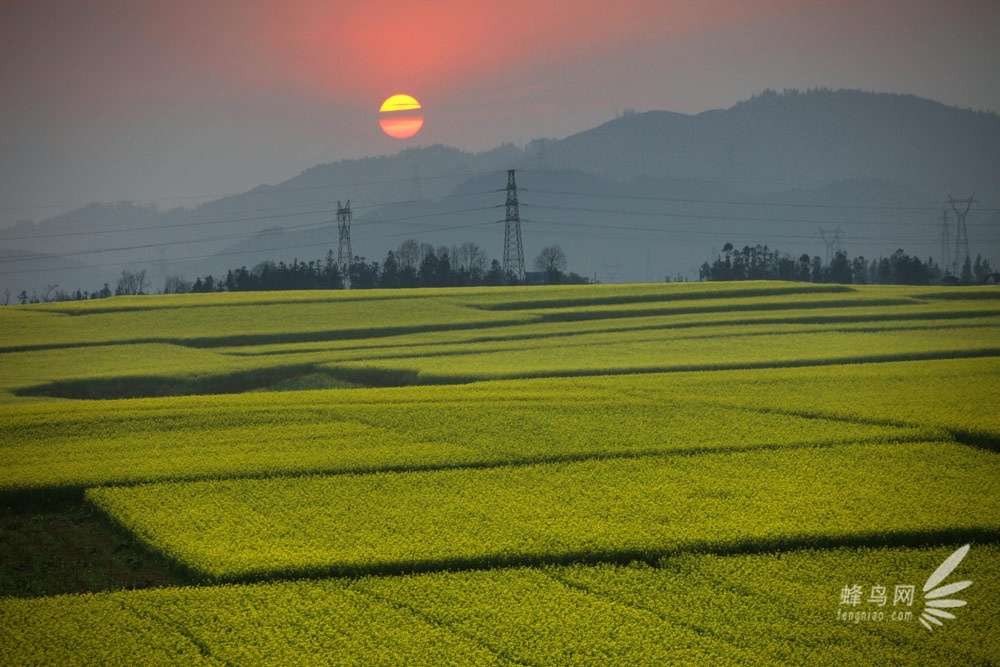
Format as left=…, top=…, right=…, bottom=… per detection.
left=538, top=88, right=1000, bottom=189
left=2, top=88, right=998, bottom=294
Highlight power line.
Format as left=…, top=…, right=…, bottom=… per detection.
left=0, top=190, right=497, bottom=242
left=0, top=169, right=509, bottom=215
left=0, top=200, right=986, bottom=280
left=0, top=220, right=331, bottom=265
left=525, top=187, right=1000, bottom=214
left=524, top=202, right=987, bottom=229
left=4, top=166, right=996, bottom=284
left=0, top=203, right=504, bottom=266
left=522, top=218, right=953, bottom=245
left=2, top=201, right=987, bottom=276
left=0, top=218, right=509, bottom=277
left=4, top=171, right=993, bottom=252
left=0, top=206, right=342, bottom=242
left=357, top=220, right=504, bottom=245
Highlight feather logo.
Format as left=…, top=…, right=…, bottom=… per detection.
left=919, top=544, right=972, bottom=631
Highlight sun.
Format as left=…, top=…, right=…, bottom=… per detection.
left=379, top=94, right=424, bottom=139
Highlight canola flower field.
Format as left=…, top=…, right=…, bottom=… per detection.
left=1, top=281, right=998, bottom=665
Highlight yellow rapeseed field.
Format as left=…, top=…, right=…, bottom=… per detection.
left=1, top=281, right=997, bottom=664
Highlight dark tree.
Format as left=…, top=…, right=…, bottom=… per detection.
left=797, top=254, right=812, bottom=282
left=828, top=250, right=852, bottom=284
left=484, top=259, right=504, bottom=286
left=810, top=256, right=824, bottom=283
left=775, top=255, right=796, bottom=281
left=163, top=275, right=192, bottom=294
left=973, top=255, right=993, bottom=283
left=419, top=250, right=439, bottom=286
left=396, top=240, right=420, bottom=272
left=435, top=247, right=454, bottom=287
left=115, top=269, right=149, bottom=296
left=960, top=255, right=973, bottom=284
left=534, top=245, right=568, bottom=284
left=453, top=241, right=489, bottom=285
left=349, top=257, right=379, bottom=289
left=851, top=256, right=868, bottom=285
left=380, top=250, right=400, bottom=288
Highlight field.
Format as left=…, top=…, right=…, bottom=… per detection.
left=1, top=281, right=998, bottom=665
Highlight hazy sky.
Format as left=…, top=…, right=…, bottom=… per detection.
left=2, top=0, right=998, bottom=225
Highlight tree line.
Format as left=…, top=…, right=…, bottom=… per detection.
left=177, top=241, right=587, bottom=294
left=10, top=240, right=586, bottom=303
left=699, top=243, right=994, bottom=285
left=9, top=239, right=996, bottom=305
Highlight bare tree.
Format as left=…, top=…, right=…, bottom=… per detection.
left=40, top=283, right=58, bottom=302
left=163, top=274, right=192, bottom=294
left=115, top=269, right=149, bottom=296
left=534, top=245, right=567, bottom=284
left=454, top=241, right=489, bottom=280
left=396, top=239, right=420, bottom=270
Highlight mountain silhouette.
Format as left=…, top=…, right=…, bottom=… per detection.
left=2, top=89, right=997, bottom=294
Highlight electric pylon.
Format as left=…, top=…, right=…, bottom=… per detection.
left=946, top=195, right=976, bottom=274
left=337, top=200, right=352, bottom=289
left=502, top=170, right=524, bottom=283
left=818, top=226, right=842, bottom=264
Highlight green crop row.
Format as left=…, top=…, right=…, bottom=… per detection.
left=638, top=356, right=1000, bottom=447
left=0, top=290, right=527, bottom=351
left=3, top=282, right=995, bottom=403
left=215, top=311, right=1000, bottom=363
left=227, top=307, right=998, bottom=364
left=4, top=283, right=995, bottom=355
left=86, top=442, right=1000, bottom=581
left=3, top=315, right=995, bottom=401
left=0, top=343, right=253, bottom=395
left=320, top=323, right=999, bottom=383
left=2, top=544, right=996, bottom=666
left=1, top=371, right=940, bottom=495
left=5, top=354, right=993, bottom=496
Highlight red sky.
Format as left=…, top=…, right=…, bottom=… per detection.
left=1, top=0, right=998, bottom=221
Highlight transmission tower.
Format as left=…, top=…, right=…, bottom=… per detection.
left=818, top=226, right=842, bottom=264
left=939, top=210, right=951, bottom=275
left=946, top=195, right=976, bottom=273
left=337, top=200, right=352, bottom=289
left=502, top=169, right=524, bottom=283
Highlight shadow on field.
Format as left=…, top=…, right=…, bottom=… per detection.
left=12, top=364, right=422, bottom=399
left=14, top=347, right=1000, bottom=401
left=0, top=500, right=192, bottom=598
left=4, top=491, right=997, bottom=596
left=122, top=527, right=1000, bottom=588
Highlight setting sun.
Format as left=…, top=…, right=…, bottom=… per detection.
left=379, top=94, right=424, bottom=139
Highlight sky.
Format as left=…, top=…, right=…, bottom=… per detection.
left=1, top=0, right=998, bottom=227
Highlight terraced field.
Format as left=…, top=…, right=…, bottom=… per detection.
left=1, top=282, right=998, bottom=665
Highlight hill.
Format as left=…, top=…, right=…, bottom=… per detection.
left=2, top=89, right=997, bottom=295
left=542, top=89, right=1000, bottom=190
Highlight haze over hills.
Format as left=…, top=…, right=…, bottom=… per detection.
left=1, top=88, right=998, bottom=297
